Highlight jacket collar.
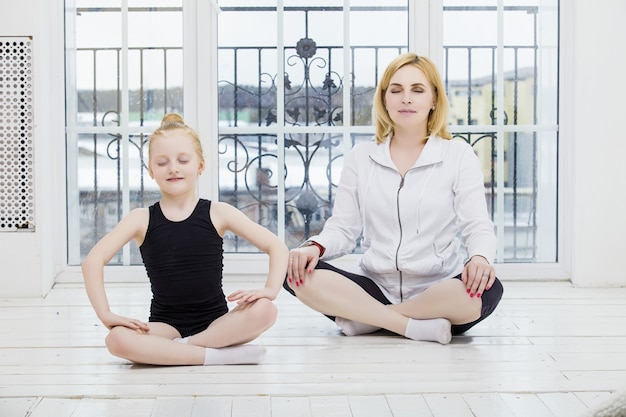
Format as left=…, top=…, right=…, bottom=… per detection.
left=370, top=135, right=445, bottom=170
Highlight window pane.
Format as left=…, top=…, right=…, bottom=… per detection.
left=66, top=1, right=183, bottom=265
left=218, top=7, right=277, bottom=127
left=443, top=1, right=559, bottom=262
left=76, top=132, right=158, bottom=263
left=218, top=133, right=279, bottom=252
left=283, top=132, right=343, bottom=247
left=283, top=6, right=345, bottom=127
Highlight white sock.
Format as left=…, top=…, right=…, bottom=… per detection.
left=335, top=317, right=381, bottom=336
left=404, top=318, right=452, bottom=344
left=173, top=336, right=190, bottom=344
left=203, top=345, right=267, bottom=365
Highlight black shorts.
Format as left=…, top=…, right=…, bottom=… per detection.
left=149, top=300, right=229, bottom=338
left=283, top=260, right=504, bottom=335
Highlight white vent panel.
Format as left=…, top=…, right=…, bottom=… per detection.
left=0, top=37, right=35, bottom=231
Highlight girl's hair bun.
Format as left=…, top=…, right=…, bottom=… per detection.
left=160, top=113, right=186, bottom=129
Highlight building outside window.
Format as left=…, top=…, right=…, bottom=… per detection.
left=64, top=0, right=559, bottom=270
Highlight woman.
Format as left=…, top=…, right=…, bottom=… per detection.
left=284, top=53, right=503, bottom=344
left=82, top=113, right=289, bottom=365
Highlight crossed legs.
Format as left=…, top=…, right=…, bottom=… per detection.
left=105, top=298, right=277, bottom=365
left=285, top=262, right=501, bottom=343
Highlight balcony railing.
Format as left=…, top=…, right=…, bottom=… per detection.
left=68, top=4, right=556, bottom=264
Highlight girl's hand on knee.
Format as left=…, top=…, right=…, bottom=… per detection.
left=100, top=311, right=150, bottom=332
left=461, top=255, right=496, bottom=298
left=228, top=287, right=276, bottom=304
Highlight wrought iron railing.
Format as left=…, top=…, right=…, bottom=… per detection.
left=70, top=4, right=556, bottom=263
left=73, top=45, right=180, bottom=262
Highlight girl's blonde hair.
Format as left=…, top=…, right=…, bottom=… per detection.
left=148, top=113, right=204, bottom=161
left=373, top=53, right=452, bottom=144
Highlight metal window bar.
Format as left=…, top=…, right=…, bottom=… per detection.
left=68, top=4, right=556, bottom=263
left=73, top=46, right=179, bottom=262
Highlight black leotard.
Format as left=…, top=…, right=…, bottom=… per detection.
left=140, top=199, right=228, bottom=337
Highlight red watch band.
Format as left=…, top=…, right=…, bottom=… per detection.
left=310, top=240, right=325, bottom=257
left=301, top=240, right=325, bottom=257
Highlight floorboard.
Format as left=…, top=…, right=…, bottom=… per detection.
left=1, top=281, right=626, bottom=416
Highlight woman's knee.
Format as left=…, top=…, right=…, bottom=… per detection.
left=284, top=275, right=307, bottom=296
left=481, top=277, right=504, bottom=317
left=282, top=275, right=296, bottom=295
left=287, top=269, right=331, bottom=295
left=445, top=279, right=482, bottom=322
left=451, top=278, right=504, bottom=335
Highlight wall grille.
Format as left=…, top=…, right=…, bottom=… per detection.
left=0, top=37, right=35, bottom=231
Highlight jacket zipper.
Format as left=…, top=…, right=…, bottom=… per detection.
left=395, top=175, right=405, bottom=302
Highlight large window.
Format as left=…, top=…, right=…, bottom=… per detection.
left=65, top=0, right=559, bottom=266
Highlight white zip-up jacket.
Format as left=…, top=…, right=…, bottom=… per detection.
left=311, top=135, right=497, bottom=303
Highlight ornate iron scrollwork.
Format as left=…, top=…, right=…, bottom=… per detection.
left=218, top=36, right=346, bottom=247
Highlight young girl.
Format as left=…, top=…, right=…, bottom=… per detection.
left=284, top=53, right=503, bottom=344
left=82, top=113, right=289, bottom=365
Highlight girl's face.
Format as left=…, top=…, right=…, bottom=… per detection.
left=148, top=132, right=204, bottom=197
left=384, top=65, right=435, bottom=133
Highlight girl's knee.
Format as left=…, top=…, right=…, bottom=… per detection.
left=105, top=327, right=125, bottom=357
left=251, top=297, right=277, bottom=328
left=105, top=326, right=136, bottom=358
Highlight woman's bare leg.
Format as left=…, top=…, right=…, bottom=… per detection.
left=290, top=270, right=480, bottom=343
left=390, top=279, right=482, bottom=325
left=289, top=269, right=409, bottom=336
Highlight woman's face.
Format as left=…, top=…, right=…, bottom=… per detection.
left=384, top=65, right=435, bottom=133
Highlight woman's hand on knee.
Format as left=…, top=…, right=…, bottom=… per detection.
left=461, top=255, right=496, bottom=298
left=287, top=246, right=319, bottom=287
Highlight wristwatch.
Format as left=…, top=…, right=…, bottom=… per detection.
left=299, top=239, right=326, bottom=257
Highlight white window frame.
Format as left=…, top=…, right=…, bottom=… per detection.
left=56, top=0, right=568, bottom=283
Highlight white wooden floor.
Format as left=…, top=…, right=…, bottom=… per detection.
left=1, top=280, right=626, bottom=417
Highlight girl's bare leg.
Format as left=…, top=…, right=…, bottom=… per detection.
left=188, top=297, right=277, bottom=347
left=104, top=298, right=277, bottom=365
left=105, top=324, right=206, bottom=365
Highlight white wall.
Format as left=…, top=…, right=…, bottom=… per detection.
left=0, top=0, right=624, bottom=297
left=0, top=0, right=65, bottom=297
left=565, top=0, right=626, bottom=286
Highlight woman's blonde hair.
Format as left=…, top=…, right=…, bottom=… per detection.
left=373, top=53, right=451, bottom=144
left=148, top=113, right=204, bottom=162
